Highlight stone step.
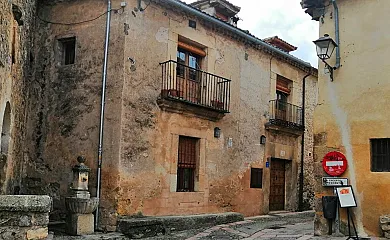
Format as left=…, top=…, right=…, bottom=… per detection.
left=117, top=212, right=244, bottom=239
left=51, top=232, right=129, bottom=240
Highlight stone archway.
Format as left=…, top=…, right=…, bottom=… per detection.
left=0, top=102, right=11, bottom=185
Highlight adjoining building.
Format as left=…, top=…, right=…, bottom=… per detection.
left=1, top=0, right=317, bottom=231
left=302, top=0, right=390, bottom=237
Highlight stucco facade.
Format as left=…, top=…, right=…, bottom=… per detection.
left=303, top=0, right=390, bottom=237
left=2, top=0, right=317, bottom=231
left=0, top=0, right=36, bottom=195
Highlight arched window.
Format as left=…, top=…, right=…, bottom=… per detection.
left=1, top=102, right=11, bottom=155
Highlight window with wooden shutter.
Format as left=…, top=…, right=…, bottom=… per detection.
left=250, top=168, right=263, bottom=188
left=177, top=136, right=199, bottom=192
left=276, top=75, right=292, bottom=94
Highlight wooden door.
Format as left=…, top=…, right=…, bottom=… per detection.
left=269, top=158, right=286, bottom=211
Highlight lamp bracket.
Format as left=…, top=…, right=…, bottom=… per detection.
left=322, top=60, right=334, bottom=82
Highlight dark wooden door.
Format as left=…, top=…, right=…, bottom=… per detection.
left=269, top=158, right=286, bottom=211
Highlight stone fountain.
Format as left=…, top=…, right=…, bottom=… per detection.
left=65, top=156, right=99, bottom=235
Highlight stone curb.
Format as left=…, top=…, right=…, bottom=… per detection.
left=245, top=210, right=315, bottom=222
left=117, top=212, right=244, bottom=239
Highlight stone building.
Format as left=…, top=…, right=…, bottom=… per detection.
left=302, top=0, right=390, bottom=237
left=1, top=0, right=317, bottom=231
left=0, top=0, right=36, bottom=195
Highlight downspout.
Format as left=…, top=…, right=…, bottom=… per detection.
left=163, top=0, right=312, bottom=69
left=298, top=70, right=311, bottom=211
left=95, top=0, right=111, bottom=230
left=332, top=0, right=341, bottom=69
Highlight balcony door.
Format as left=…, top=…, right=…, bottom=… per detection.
left=276, top=91, right=288, bottom=121
left=177, top=48, right=202, bottom=104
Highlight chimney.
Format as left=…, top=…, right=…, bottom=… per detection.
left=263, top=36, right=298, bottom=53
left=191, top=0, right=241, bottom=26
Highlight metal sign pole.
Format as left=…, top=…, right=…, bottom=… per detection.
left=334, top=187, right=341, bottom=235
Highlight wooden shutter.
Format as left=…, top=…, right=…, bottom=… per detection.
left=178, top=136, right=198, bottom=169
left=177, top=136, right=198, bottom=192
left=178, top=41, right=206, bottom=57
left=250, top=168, right=263, bottom=188
left=276, top=75, right=291, bottom=94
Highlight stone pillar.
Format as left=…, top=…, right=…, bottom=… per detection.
left=0, top=195, right=52, bottom=240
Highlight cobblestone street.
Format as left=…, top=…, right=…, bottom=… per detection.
left=144, top=212, right=347, bottom=240
left=51, top=211, right=385, bottom=239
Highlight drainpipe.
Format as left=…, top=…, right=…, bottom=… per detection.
left=332, top=0, right=341, bottom=69
left=298, top=71, right=311, bottom=212
left=95, top=0, right=111, bottom=230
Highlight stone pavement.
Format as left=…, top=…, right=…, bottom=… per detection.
left=51, top=211, right=385, bottom=239
left=138, top=211, right=311, bottom=239
left=145, top=211, right=382, bottom=240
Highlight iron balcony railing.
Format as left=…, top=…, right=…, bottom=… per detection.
left=160, top=60, right=231, bottom=113
left=269, top=100, right=304, bottom=130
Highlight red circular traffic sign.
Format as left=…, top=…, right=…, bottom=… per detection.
left=322, top=151, right=348, bottom=176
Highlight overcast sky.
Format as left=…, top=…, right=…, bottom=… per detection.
left=182, top=0, right=319, bottom=67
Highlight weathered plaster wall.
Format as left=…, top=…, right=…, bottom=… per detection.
left=26, top=0, right=125, bottom=229
left=116, top=0, right=317, bottom=219
left=313, top=0, right=390, bottom=236
left=0, top=0, right=36, bottom=195
left=27, top=0, right=317, bottom=230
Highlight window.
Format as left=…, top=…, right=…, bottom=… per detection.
left=177, top=136, right=199, bottom=192
left=276, top=75, right=291, bottom=111
left=371, top=138, right=390, bottom=172
left=177, top=48, right=201, bottom=81
left=59, top=37, right=76, bottom=65
left=11, top=26, right=16, bottom=64
left=250, top=168, right=263, bottom=188
left=176, top=40, right=206, bottom=82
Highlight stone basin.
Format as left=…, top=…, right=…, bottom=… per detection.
left=65, top=197, right=99, bottom=214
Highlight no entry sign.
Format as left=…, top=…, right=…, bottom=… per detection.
left=322, top=151, right=348, bottom=176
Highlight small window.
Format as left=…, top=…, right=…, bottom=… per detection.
left=371, top=138, right=390, bottom=172
left=250, top=168, right=263, bottom=188
left=189, top=20, right=196, bottom=29
left=11, top=26, right=16, bottom=64
left=177, top=136, right=199, bottom=192
left=59, top=37, right=76, bottom=65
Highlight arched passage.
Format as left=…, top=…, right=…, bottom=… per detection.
left=1, top=102, right=11, bottom=155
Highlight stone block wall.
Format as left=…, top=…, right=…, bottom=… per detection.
left=0, top=195, right=51, bottom=240
left=380, top=215, right=390, bottom=238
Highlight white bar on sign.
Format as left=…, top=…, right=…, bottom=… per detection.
left=326, top=161, right=343, bottom=167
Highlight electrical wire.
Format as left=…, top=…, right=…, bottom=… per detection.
left=37, top=8, right=122, bottom=26
left=141, top=1, right=151, bottom=11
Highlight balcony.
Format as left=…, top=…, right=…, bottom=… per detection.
left=266, top=100, right=304, bottom=133
left=158, top=60, right=231, bottom=121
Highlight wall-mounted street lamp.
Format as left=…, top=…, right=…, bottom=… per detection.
left=260, top=135, right=266, bottom=145
left=214, top=127, right=221, bottom=138
left=313, top=34, right=338, bottom=81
